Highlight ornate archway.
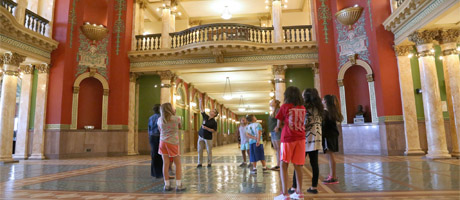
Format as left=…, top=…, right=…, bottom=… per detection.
left=71, top=72, right=109, bottom=130
left=337, top=59, right=378, bottom=124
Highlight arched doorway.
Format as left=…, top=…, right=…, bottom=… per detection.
left=77, top=77, right=103, bottom=129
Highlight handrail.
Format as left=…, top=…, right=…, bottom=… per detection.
left=170, top=23, right=274, bottom=48
left=0, top=0, right=17, bottom=14
left=135, top=33, right=161, bottom=51
left=134, top=24, right=313, bottom=51
left=24, top=9, right=49, bottom=36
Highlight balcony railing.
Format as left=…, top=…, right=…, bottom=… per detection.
left=24, top=9, right=49, bottom=36
left=1, top=0, right=16, bottom=14
left=134, top=23, right=313, bottom=51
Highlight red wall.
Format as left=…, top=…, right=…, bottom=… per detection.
left=344, top=66, right=371, bottom=123
left=77, top=78, right=103, bottom=129
left=82, top=0, right=108, bottom=26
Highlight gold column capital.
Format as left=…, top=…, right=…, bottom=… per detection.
left=158, top=70, right=175, bottom=80
left=272, top=65, right=287, bottom=75
left=19, top=64, right=34, bottom=74
left=408, top=30, right=439, bottom=46
left=337, top=79, right=344, bottom=87
left=130, top=73, right=139, bottom=82
left=366, top=74, right=374, bottom=82
left=438, top=29, right=460, bottom=44
left=2, top=52, right=26, bottom=67
left=36, top=63, right=50, bottom=73
left=394, top=45, right=415, bottom=56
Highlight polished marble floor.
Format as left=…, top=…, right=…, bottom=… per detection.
left=1, top=142, right=459, bottom=199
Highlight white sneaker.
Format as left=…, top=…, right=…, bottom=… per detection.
left=289, top=192, right=304, bottom=200
left=274, top=194, right=290, bottom=200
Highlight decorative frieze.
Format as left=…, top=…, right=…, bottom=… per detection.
left=408, top=30, right=439, bottom=45
left=394, top=45, right=414, bottom=56
left=2, top=52, right=26, bottom=67
left=272, top=65, right=286, bottom=75
left=36, top=63, right=50, bottom=73
left=3, top=70, right=19, bottom=76
left=19, top=64, right=34, bottom=74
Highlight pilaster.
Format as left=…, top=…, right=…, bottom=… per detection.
left=127, top=73, right=139, bottom=156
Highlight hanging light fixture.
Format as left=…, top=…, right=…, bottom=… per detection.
left=222, top=77, right=233, bottom=100
left=221, top=6, right=232, bottom=20
left=238, top=95, right=246, bottom=112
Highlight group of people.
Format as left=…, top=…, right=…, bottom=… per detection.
left=237, top=86, right=343, bottom=200
left=147, top=86, right=343, bottom=200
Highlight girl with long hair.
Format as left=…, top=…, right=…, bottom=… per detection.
left=322, top=95, right=343, bottom=184
left=269, top=99, right=282, bottom=170
left=274, top=86, right=306, bottom=200
left=289, top=88, right=323, bottom=196
left=158, top=103, right=185, bottom=191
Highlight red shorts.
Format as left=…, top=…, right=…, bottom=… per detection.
left=159, top=141, right=180, bottom=157
left=280, top=139, right=305, bottom=165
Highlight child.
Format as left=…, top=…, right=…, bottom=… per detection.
left=289, top=88, right=323, bottom=195
left=246, top=114, right=268, bottom=174
left=274, top=86, right=306, bottom=200
left=157, top=103, right=185, bottom=191
left=238, top=117, right=250, bottom=167
left=322, top=95, right=343, bottom=184
left=269, top=100, right=281, bottom=171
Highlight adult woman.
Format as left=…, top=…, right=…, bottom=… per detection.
left=269, top=99, right=281, bottom=170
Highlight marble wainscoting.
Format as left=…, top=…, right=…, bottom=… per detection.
left=137, top=131, right=150, bottom=155
left=39, top=130, right=128, bottom=159
left=341, top=123, right=382, bottom=155
left=378, top=121, right=407, bottom=156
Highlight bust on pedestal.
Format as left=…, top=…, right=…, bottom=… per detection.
left=354, top=105, right=365, bottom=124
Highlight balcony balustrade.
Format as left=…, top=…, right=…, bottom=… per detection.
left=134, top=23, right=313, bottom=51
left=1, top=0, right=49, bottom=36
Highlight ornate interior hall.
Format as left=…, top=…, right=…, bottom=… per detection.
left=0, top=0, right=459, bottom=199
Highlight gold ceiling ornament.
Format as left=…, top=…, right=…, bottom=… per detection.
left=335, top=5, right=364, bottom=28
left=81, top=22, right=109, bottom=42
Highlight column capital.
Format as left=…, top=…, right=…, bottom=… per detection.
left=158, top=70, right=175, bottom=80
left=438, top=29, right=460, bottom=44
left=36, top=63, right=50, bottom=73
left=19, top=64, right=34, bottom=74
left=272, top=65, right=287, bottom=76
left=2, top=52, right=26, bottom=67
left=408, top=30, right=439, bottom=46
left=130, top=73, right=139, bottom=82
left=366, top=74, right=374, bottom=82
left=394, top=45, right=415, bottom=56
left=337, top=79, right=344, bottom=86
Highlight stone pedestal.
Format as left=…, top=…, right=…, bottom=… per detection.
left=127, top=73, right=138, bottom=156
left=30, top=64, right=50, bottom=160
left=272, top=65, right=286, bottom=103
left=272, top=0, right=282, bottom=43
left=440, top=38, right=460, bottom=157
left=0, top=52, right=26, bottom=163
left=409, top=30, right=450, bottom=159
left=13, top=65, right=34, bottom=160
left=394, top=46, right=425, bottom=155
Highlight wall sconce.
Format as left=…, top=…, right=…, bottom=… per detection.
left=415, top=88, right=422, bottom=94
left=335, top=5, right=363, bottom=28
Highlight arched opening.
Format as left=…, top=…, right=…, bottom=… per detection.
left=343, top=65, right=371, bottom=123
left=77, top=77, right=103, bottom=129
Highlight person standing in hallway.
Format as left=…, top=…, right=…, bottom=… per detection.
left=274, top=86, right=306, bottom=200
left=289, top=88, right=323, bottom=195
left=246, top=114, right=268, bottom=174
left=237, top=117, right=250, bottom=167
left=148, top=104, right=163, bottom=179
left=197, top=98, right=218, bottom=168
left=158, top=103, right=186, bottom=191
left=269, top=99, right=282, bottom=171
left=321, top=95, right=342, bottom=185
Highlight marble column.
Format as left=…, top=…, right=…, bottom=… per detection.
left=439, top=29, right=460, bottom=157
left=127, top=73, right=138, bottom=156
left=14, top=0, right=27, bottom=25
left=272, top=0, right=283, bottom=43
left=159, top=71, right=174, bottom=104
left=161, top=4, right=172, bottom=49
left=13, top=65, right=34, bottom=160
left=409, top=30, right=451, bottom=159
left=29, top=64, right=50, bottom=160
left=394, top=45, right=425, bottom=155
left=0, top=52, right=26, bottom=163
left=272, top=65, right=286, bottom=103
left=312, top=64, right=321, bottom=97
